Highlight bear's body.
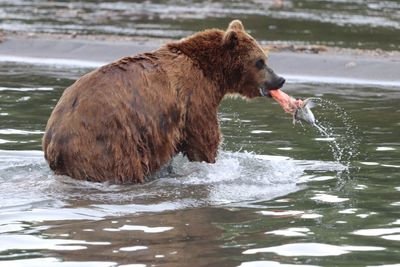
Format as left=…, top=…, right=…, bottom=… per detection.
left=43, top=20, right=285, bottom=183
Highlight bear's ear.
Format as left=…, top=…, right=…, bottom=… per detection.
left=223, top=30, right=239, bottom=49
left=227, top=20, right=244, bottom=32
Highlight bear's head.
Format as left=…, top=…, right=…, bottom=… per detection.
left=222, top=20, right=285, bottom=98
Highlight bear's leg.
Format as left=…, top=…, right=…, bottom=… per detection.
left=180, top=117, right=220, bottom=163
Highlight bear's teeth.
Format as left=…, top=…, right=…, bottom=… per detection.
left=259, top=87, right=267, bottom=97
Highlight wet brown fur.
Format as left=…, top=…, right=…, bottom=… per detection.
left=43, top=20, right=271, bottom=183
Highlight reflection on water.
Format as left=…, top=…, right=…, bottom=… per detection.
left=0, top=0, right=400, bottom=50
left=242, top=243, right=385, bottom=256
left=0, top=62, right=400, bottom=266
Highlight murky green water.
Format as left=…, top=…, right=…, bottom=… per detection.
left=1, top=0, right=400, bottom=50
left=0, top=60, right=399, bottom=266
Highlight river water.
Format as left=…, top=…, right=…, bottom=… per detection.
left=0, top=0, right=400, bottom=50
left=0, top=61, right=399, bottom=266
left=0, top=1, right=400, bottom=266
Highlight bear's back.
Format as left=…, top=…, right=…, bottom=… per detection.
left=43, top=53, right=183, bottom=183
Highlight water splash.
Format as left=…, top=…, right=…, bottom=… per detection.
left=0, top=150, right=345, bottom=220
left=302, top=98, right=360, bottom=167
left=311, top=121, right=328, bottom=136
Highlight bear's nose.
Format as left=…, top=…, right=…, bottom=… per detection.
left=276, top=77, right=285, bottom=89
left=269, top=76, right=285, bottom=89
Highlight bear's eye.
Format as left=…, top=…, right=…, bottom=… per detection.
left=255, top=59, right=265, bottom=70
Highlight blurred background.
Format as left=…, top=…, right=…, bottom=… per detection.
left=0, top=0, right=399, bottom=50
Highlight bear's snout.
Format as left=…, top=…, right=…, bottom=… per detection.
left=263, top=75, right=285, bottom=91
left=263, top=66, right=286, bottom=91
left=273, top=76, right=286, bottom=89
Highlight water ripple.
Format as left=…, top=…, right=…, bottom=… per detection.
left=243, top=243, right=385, bottom=256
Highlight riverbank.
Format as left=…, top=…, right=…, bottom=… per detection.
left=1, top=33, right=399, bottom=87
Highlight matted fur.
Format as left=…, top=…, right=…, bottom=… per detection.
left=43, top=20, right=277, bottom=183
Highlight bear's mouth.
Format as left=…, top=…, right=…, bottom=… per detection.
left=259, top=87, right=269, bottom=97
left=259, top=87, right=278, bottom=98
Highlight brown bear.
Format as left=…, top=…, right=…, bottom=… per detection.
left=42, top=20, right=286, bottom=183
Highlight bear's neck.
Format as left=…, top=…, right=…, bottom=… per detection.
left=166, top=30, right=237, bottom=100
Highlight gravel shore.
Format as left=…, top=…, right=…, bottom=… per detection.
left=1, top=34, right=399, bottom=88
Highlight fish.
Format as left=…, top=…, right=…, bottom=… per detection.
left=269, top=89, right=320, bottom=128
left=293, top=98, right=317, bottom=125
left=294, top=98, right=329, bottom=135
left=269, top=89, right=302, bottom=114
